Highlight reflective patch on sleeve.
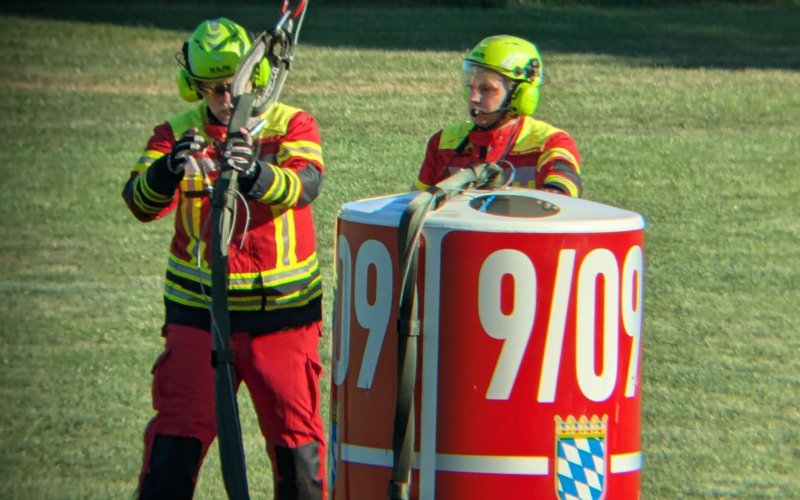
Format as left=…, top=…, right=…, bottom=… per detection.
left=277, top=140, right=323, bottom=166
left=543, top=174, right=579, bottom=198
left=537, top=148, right=579, bottom=173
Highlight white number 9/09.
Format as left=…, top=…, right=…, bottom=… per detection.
left=332, top=237, right=393, bottom=389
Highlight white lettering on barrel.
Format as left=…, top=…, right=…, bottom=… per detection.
left=334, top=234, right=643, bottom=404
left=537, top=249, right=576, bottom=403
left=478, top=245, right=642, bottom=403
left=355, top=240, right=393, bottom=389
left=622, top=245, right=644, bottom=398
left=478, top=249, right=537, bottom=400
left=576, top=249, right=620, bottom=402
left=332, top=234, right=352, bottom=386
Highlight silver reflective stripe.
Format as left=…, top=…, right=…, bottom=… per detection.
left=169, top=257, right=211, bottom=283
left=262, top=258, right=319, bottom=285
left=265, top=278, right=323, bottom=306
left=278, top=145, right=321, bottom=161
left=164, top=283, right=207, bottom=307
left=164, top=282, right=264, bottom=310
left=265, top=275, right=322, bottom=302
left=278, top=212, right=291, bottom=267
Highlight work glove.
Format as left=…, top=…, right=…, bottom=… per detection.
left=223, top=128, right=258, bottom=176
left=482, top=163, right=504, bottom=189
left=467, top=162, right=504, bottom=189
left=166, top=128, right=206, bottom=176
left=223, top=128, right=261, bottom=193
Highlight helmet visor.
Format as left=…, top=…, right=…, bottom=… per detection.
left=462, top=61, right=512, bottom=107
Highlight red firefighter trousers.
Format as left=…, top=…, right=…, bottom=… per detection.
left=138, top=321, right=327, bottom=497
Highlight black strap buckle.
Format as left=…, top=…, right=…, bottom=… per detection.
left=211, top=348, right=236, bottom=368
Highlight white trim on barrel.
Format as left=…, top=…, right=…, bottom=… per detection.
left=339, top=444, right=547, bottom=475
left=610, top=451, right=643, bottom=473
left=340, top=444, right=642, bottom=476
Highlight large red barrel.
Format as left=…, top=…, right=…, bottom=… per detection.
left=328, top=189, right=645, bottom=500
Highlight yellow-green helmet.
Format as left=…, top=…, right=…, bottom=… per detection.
left=464, top=35, right=544, bottom=116
left=186, top=18, right=251, bottom=81
left=465, top=35, right=543, bottom=84
left=177, top=18, right=270, bottom=102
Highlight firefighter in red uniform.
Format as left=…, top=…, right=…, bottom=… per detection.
left=122, top=18, right=326, bottom=500
left=415, top=35, right=582, bottom=197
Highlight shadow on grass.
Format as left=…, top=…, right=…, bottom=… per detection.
left=2, top=1, right=799, bottom=70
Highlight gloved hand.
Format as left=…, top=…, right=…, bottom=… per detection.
left=223, top=128, right=258, bottom=176
left=468, top=162, right=504, bottom=189
left=482, top=163, right=504, bottom=188
left=167, top=128, right=206, bottom=176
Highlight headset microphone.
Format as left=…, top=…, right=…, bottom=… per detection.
left=471, top=107, right=510, bottom=117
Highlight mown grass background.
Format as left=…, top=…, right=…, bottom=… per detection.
left=1, top=1, right=799, bottom=498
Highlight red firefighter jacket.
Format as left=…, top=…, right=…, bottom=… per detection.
left=123, top=102, right=324, bottom=334
left=415, top=116, right=582, bottom=197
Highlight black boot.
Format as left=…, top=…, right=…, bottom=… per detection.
left=138, top=434, right=202, bottom=500
left=274, top=442, right=323, bottom=500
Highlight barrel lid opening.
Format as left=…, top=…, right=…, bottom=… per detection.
left=468, top=194, right=560, bottom=218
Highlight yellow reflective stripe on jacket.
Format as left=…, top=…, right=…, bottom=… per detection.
left=164, top=275, right=323, bottom=311
left=259, top=163, right=286, bottom=203
left=275, top=169, right=302, bottom=209
left=438, top=117, right=563, bottom=155
left=512, top=117, right=563, bottom=154
left=272, top=208, right=296, bottom=268
left=179, top=197, right=204, bottom=267
left=166, top=106, right=206, bottom=140
left=164, top=281, right=264, bottom=310
left=132, top=174, right=172, bottom=214
left=137, top=150, right=163, bottom=167
left=543, top=174, right=579, bottom=197
left=277, top=140, right=323, bottom=166
left=167, top=252, right=320, bottom=290
left=538, top=147, right=579, bottom=173
left=254, top=102, right=301, bottom=138
left=131, top=187, right=162, bottom=215
left=258, top=164, right=303, bottom=208
left=139, top=172, right=171, bottom=202
left=265, top=275, right=323, bottom=305
left=261, top=251, right=318, bottom=285
left=439, top=121, right=474, bottom=149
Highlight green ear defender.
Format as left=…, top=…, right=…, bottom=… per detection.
left=177, top=69, right=202, bottom=103
left=508, top=82, right=540, bottom=117
left=252, top=58, right=271, bottom=88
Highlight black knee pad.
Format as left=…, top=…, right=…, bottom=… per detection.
left=139, top=434, right=202, bottom=500
left=275, top=442, right=323, bottom=500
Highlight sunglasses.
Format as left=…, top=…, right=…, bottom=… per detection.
left=195, top=80, right=233, bottom=97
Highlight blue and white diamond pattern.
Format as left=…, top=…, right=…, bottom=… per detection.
left=556, top=437, right=606, bottom=500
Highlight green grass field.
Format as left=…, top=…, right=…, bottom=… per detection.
left=1, top=1, right=799, bottom=498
